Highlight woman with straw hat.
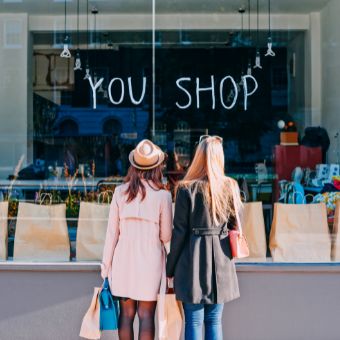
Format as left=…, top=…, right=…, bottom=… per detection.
left=101, top=139, right=173, bottom=340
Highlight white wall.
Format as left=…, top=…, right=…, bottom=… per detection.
left=288, top=32, right=305, bottom=134
left=0, top=14, right=33, bottom=179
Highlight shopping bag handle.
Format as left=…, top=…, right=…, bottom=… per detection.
left=98, top=190, right=114, bottom=205
left=40, top=193, right=52, bottom=205
left=303, top=194, right=315, bottom=204
left=240, top=190, right=247, bottom=203
left=229, top=178, right=243, bottom=237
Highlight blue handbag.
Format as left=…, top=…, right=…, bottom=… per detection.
left=99, top=278, right=119, bottom=331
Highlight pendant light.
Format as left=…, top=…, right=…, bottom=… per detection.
left=226, top=30, right=237, bottom=101
left=246, top=0, right=252, bottom=76
left=60, top=0, right=71, bottom=58
left=239, top=5, right=245, bottom=88
left=102, top=32, right=109, bottom=99
left=84, top=0, right=91, bottom=79
left=92, top=7, right=98, bottom=85
left=254, top=0, right=262, bottom=69
left=98, top=32, right=105, bottom=93
left=265, top=0, right=275, bottom=57
left=74, top=0, right=82, bottom=70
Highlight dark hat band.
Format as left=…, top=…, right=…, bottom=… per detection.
left=133, top=155, right=160, bottom=168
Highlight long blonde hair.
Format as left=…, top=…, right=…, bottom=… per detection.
left=176, top=137, right=243, bottom=225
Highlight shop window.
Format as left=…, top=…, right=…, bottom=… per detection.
left=143, top=67, right=161, bottom=108
left=152, top=120, right=167, bottom=147
left=3, top=19, right=21, bottom=49
left=59, top=119, right=78, bottom=136
left=174, top=121, right=190, bottom=167
left=54, top=19, right=72, bottom=46
left=60, top=90, right=72, bottom=106
left=180, top=30, right=192, bottom=45
left=90, top=19, right=108, bottom=46
left=271, top=66, right=288, bottom=107
left=103, top=119, right=122, bottom=137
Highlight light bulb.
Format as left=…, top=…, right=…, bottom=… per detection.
left=74, top=48, right=82, bottom=70
left=60, top=37, right=71, bottom=58
left=84, top=60, right=90, bottom=80
left=247, top=59, right=252, bottom=75
left=265, top=35, right=275, bottom=57
left=253, top=48, right=262, bottom=69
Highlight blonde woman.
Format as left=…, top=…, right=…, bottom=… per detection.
left=101, top=140, right=173, bottom=340
left=166, top=136, right=243, bottom=340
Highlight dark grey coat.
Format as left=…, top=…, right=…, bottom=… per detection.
left=166, top=183, right=240, bottom=304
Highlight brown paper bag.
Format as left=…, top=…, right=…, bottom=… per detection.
left=235, top=202, right=267, bottom=262
left=14, top=202, right=70, bottom=261
left=79, top=287, right=102, bottom=340
left=0, top=202, right=8, bottom=261
left=269, top=203, right=331, bottom=262
left=76, top=202, right=110, bottom=261
left=158, top=294, right=183, bottom=340
left=331, top=201, right=340, bottom=261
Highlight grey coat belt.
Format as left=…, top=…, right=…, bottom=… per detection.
left=191, top=228, right=228, bottom=236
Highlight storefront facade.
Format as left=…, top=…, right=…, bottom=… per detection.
left=1, top=0, right=340, bottom=338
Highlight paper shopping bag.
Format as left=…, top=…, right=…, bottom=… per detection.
left=235, top=202, right=267, bottom=262
left=0, top=202, right=8, bottom=261
left=14, top=202, right=71, bottom=261
left=331, top=201, right=340, bottom=261
left=80, top=287, right=102, bottom=340
left=269, top=203, right=331, bottom=262
left=157, top=294, right=183, bottom=340
left=76, top=202, right=110, bottom=261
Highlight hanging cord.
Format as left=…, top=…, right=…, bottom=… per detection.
left=257, top=0, right=259, bottom=45
left=254, top=0, right=262, bottom=68
left=248, top=0, right=250, bottom=59
left=239, top=5, right=245, bottom=86
left=241, top=12, right=244, bottom=67
left=87, top=0, right=89, bottom=59
left=269, top=0, right=271, bottom=35
left=77, top=0, right=79, bottom=47
left=94, top=12, right=97, bottom=72
left=60, top=0, right=71, bottom=58
left=265, top=0, right=275, bottom=57
left=64, top=0, right=67, bottom=40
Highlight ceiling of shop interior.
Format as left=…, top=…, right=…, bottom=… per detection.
left=0, top=0, right=333, bottom=15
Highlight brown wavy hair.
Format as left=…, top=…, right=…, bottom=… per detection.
left=123, top=164, right=166, bottom=203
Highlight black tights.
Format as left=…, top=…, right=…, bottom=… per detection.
left=118, top=299, right=157, bottom=340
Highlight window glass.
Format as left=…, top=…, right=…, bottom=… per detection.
left=154, top=0, right=338, bottom=264
left=0, top=0, right=339, bottom=264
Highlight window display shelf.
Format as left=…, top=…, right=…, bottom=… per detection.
left=1, top=261, right=340, bottom=273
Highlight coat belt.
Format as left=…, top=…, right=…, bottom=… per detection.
left=191, top=228, right=228, bottom=236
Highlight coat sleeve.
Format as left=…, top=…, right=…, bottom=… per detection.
left=101, top=188, right=120, bottom=279
left=166, top=186, right=190, bottom=278
left=159, top=191, right=173, bottom=244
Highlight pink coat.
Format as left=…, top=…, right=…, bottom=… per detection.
left=101, top=180, right=173, bottom=301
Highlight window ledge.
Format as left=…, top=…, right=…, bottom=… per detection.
left=0, top=261, right=340, bottom=273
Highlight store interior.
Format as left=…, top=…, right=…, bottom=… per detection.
left=0, top=0, right=340, bottom=262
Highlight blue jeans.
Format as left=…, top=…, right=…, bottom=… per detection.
left=182, top=303, right=224, bottom=340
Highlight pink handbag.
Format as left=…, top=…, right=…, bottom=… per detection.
left=228, top=179, right=249, bottom=259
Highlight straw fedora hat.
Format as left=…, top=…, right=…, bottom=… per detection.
left=129, top=139, right=167, bottom=170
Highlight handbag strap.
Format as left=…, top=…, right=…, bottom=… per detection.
left=158, top=245, right=168, bottom=339
left=228, top=178, right=242, bottom=237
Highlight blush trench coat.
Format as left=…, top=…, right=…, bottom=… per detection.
left=166, top=184, right=241, bottom=304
